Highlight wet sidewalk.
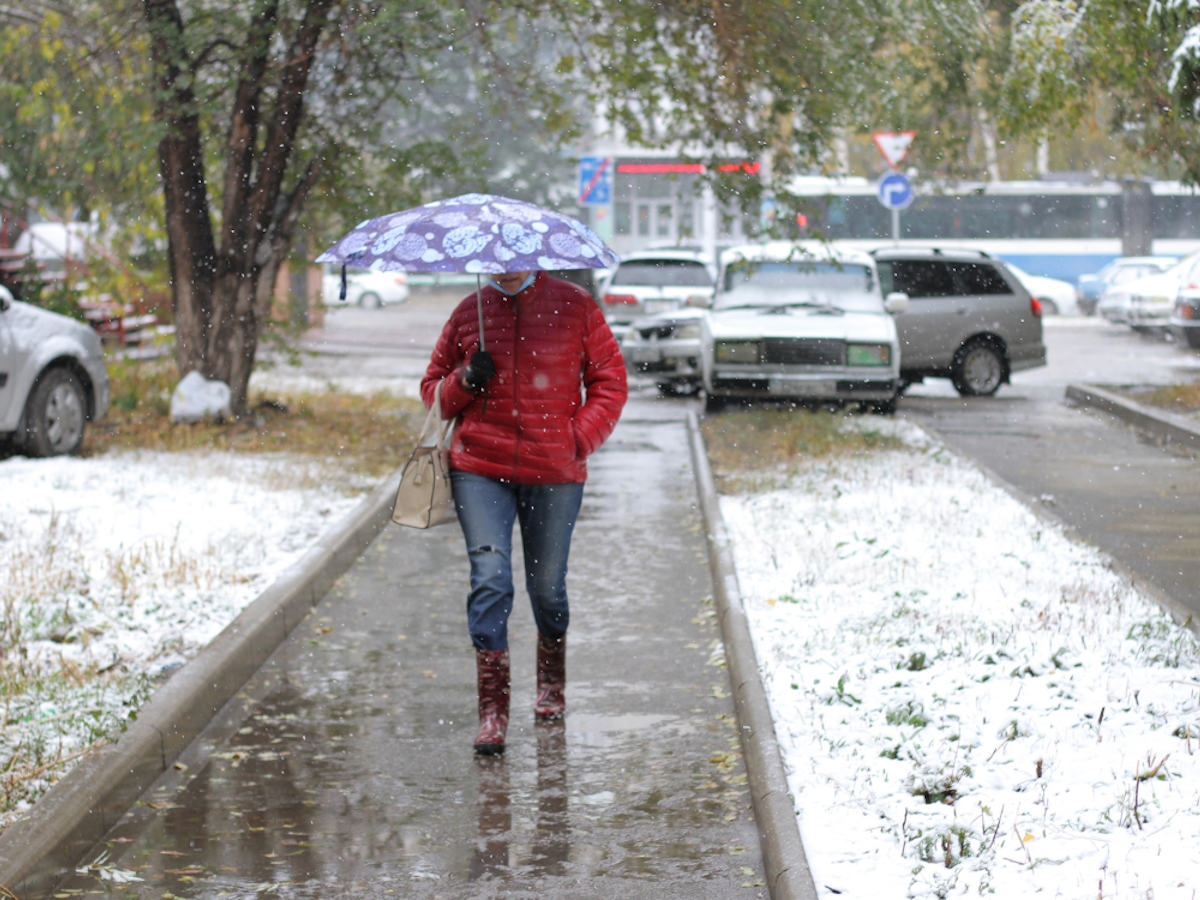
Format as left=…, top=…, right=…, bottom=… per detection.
left=49, top=406, right=767, bottom=898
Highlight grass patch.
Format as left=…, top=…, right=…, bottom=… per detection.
left=701, top=406, right=905, bottom=493
left=84, top=358, right=425, bottom=478
left=1130, top=382, right=1200, bottom=414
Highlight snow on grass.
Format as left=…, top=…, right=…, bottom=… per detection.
left=0, top=450, right=372, bottom=828
left=721, top=419, right=1200, bottom=899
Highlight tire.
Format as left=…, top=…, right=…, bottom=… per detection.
left=656, top=379, right=700, bottom=397
left=950, top=340, right=1005, bottom=397
left=703, top=393, right=727, bottom=414
left=22, top=367, right=88, bottom=457
left=359, top=291, right=382, bottom=309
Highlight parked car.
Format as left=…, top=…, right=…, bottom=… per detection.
left=1006, top=263, right=1078, bottom=316
left=1099, top=250, right=1200, bottom=333
left=1125, top=252, right=1200, bottom=335
left=1077, top=256, right=1177, bottom=316
left=0, top=284, right=109, bottom=456
left=871, top=247, right=1046, bottom=396
left=700, top=242, right=908, bottom=413
left=621, top=306, right=709, bottom=395
left=1168, top=253, right=1200, bottom=349
left=595, top=249, right=716, bottom=343
left=322, top=265, right=409, bottom=308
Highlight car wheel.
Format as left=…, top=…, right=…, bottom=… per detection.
left=359, top=291, right=382, bottom=309
left=950, top=339, right=1005, bottom=397
left=656, top=380, right=700, bottom=397
left=22, top=367, right=88, bottom=457
left=703, top=393, right=727, bottom=414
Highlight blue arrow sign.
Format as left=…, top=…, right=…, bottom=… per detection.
left=878, top=172, right=913, bottom=210
left=578, top=156, right=612, bottom=205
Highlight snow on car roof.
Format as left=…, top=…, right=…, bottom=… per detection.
left=719, top=240, right=874, bottom=268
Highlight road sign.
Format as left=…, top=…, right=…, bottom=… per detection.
left=872, top=131, right=916, bottom=170
left=877, top=172, right=914, bottom=210
left=578, top=156, right=612, bottom=205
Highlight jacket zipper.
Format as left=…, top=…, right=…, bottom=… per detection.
left=510, top=293, right=522, bottom=474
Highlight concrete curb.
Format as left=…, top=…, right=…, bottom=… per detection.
left=0, top=470, right=402, bottom=899
left=686, top=410, right=819, bottom=900
left=1065, top=382, right=1200, bottom=451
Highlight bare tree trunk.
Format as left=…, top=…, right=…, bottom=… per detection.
left=144, top=0, right=218, bottom=381
left=143, top=0, right=331, bottom=417
left=975, top=107, right=1001, bottom=181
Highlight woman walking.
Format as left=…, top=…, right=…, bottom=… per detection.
left=421, top=269, right=627, bottom=755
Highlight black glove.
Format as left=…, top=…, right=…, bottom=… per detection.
left=462, top=350, right=497, bottom=391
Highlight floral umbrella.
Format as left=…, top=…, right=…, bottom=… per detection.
left=316, top=193, right=619, bottom=349
left=315, top=192, right=619, bottom=274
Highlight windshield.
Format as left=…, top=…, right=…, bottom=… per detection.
left=611, top=259, right=713, bottom=288
left=716, top=260, right=881, bottom=312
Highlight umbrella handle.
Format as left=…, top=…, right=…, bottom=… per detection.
left=475, top=274, right=486, bottom=352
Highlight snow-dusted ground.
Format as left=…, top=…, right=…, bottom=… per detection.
left=3, top=383, right=1199, bottom=898
left=722, top=417, right=1200, bottom=899
left=0, top=449, right=373, bottom=828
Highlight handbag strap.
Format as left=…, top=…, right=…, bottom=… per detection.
left=417, top=379, right=455, bottom=449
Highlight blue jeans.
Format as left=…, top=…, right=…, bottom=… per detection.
left=451, top=471, right=585, bottom=651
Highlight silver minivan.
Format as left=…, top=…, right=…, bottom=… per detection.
left=872, top=248, right=1047, bottom=396
left=0, top=284, right=110, bottom=456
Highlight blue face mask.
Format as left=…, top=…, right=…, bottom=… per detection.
left=491, top=273, right=536, bottom=296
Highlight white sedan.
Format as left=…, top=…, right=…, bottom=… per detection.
left=1006, top=264, right=1078, bottom=316
left=322, top=266, right=409, bottom=308
left=701, top=242, right=907, bottom=414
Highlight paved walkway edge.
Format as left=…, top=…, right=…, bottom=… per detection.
left=0, top=471, right=402, bottom=900
left=686, top=411, right=819, bottom=900
left=1066, top=382, right=1200, bottom=451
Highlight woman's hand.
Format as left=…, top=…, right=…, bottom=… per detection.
left=462, top=351, right=497, bottom=391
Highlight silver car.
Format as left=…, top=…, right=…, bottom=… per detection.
left=0, top=284, right=110, bottom=456
left=872, top=247, right=1046, bottom=396
left=596, top=249, right=716, bottom=344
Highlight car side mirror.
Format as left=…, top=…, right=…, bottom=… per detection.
left=884, top=291, right=910, bottom=314
left=685, top=293, right=713, bottom=309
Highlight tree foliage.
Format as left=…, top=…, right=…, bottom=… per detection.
left=1000, top=0, right=1200, bottom=182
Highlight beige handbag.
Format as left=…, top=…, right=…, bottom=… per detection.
left=392, top=381, right=456, bottom=529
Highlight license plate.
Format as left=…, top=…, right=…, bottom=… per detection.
left=627, top=346, right=661, bottom=364
left=642, top=299, right=675, bottom=315
left=768, top=378, right=835, bottom=397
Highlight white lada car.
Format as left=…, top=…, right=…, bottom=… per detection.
left=700, top=242, right=908, bottom=414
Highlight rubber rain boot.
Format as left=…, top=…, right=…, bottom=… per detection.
left=474, top=649, right=510, bottom=756
left=534, top=632, right=566, bottom=721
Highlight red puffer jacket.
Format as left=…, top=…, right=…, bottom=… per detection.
left=421, top=272, right=627, bottom=484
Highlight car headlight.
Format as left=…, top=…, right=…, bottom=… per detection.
left=674, top=322, right=702, bottom=341
left=846, top=343, right=892, bottom=366
left=714, top=340, right=760, bottom=364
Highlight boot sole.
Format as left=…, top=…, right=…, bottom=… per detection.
left=474, top=742, right=505, bottom=756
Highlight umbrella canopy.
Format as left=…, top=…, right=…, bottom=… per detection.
left=315, top=192, right=619, bottom=274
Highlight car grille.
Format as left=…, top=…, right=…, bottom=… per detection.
left=760, top=338, right=844, bottom=366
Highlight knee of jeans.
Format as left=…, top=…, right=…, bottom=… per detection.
left=528, top=577, right=567, bottom=609
left=468, top=544, right=509, bottom=580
